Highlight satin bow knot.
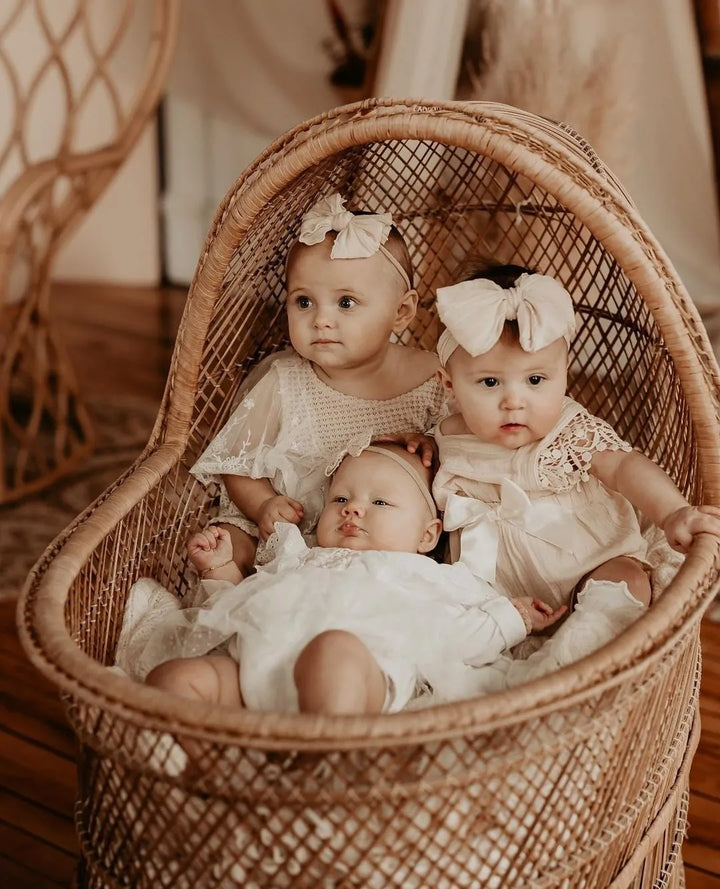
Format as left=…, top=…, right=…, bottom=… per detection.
left=443, top=479, right=569, bottom=583
left=435, top=273, right=576, bottom=364
left=299, top=193, right=393, bottom=260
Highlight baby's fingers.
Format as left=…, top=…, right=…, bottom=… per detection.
left=286, top=498, right=305, bottom=518
left=536, top=604, right=567, bottom=629
left=415, top=437, right=438, bottom=469
left=188, top=528, right=218, bottom=552
left=691, top=509, right=720, bottom=540
left=276, top=502, right=303, bottom=523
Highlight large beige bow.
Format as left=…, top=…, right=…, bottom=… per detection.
left=443, top=479, right=569, bottom=583
left=436, top=274, right=576, bottom=363
left=299, top=193, right=393, bottom=259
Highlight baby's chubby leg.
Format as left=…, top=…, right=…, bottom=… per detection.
left=582, top=555, right=651, bottom=606
left=146, top=654, right=243, bottom=707
left=294, top=630, right=387, bottom=715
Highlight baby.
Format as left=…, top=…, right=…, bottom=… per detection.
left=191, top=193, right=445, bottom=578
left=431, top=263, right=720, bottom=632
left=145, top=443, right=565, bottom=714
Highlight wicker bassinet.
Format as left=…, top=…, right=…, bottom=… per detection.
left=18, top=99, right=720, bottom=888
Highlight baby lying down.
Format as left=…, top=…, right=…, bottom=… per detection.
left=116, top=443, right=668, bottom=714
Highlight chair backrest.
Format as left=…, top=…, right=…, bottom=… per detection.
left=0, top=0, right=179, bottom=503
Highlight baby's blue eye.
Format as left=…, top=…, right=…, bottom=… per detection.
left=528, top=375, right=543, bottom=385
left=481, top=377, right=499, bottom=388
left=338, top=296, right=355, bottom=309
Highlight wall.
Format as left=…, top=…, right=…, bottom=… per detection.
left=0, top=1, right=165, bottom=286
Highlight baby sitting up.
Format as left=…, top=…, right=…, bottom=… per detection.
left=143, top=443, right=565, bottom=715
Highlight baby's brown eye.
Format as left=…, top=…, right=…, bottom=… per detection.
left=481, top=378, right=498, bottom=388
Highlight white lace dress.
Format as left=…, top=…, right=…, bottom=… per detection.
left=123, top=524, right=528, bottom=712
left=191, top=351, right=447, bottom=560
left=432, top=397, right=650, bottom=610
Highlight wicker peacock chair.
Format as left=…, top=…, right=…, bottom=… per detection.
left=18, top=99, right=720, bottom=888
left=0, top=0, right=179, bottom=504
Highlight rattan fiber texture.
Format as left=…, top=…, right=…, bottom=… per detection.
left=0, top=0, right=179, bottom=505
left=18, top=99, right=720, bottom=887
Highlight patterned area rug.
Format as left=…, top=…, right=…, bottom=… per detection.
left=0, top=396, right=159, bottom=600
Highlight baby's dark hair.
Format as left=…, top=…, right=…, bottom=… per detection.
left=453, top=258, right=536, bottom=344
left=463, top=257, right=535, bottom=288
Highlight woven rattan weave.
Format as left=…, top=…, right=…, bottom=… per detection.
left=18, top=99, right=720, bottom=888
left=0, top=0, right=179, bottom=504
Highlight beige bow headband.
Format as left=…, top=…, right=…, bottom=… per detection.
left=298, top=193, right=412, bottom=290
left=436, top=273, right=576, bottom=365
left=325, top=438, right=436, bottom=518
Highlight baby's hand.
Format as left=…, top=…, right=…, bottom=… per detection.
left=374, top=432, right=438, bottom=468
left=187, top=526, right=234, bottom=573
left=662, top=504, right=720, bottom=553
left=512, top=597, right=568, bottom=634
left=257, top=495, right=304, bottom=540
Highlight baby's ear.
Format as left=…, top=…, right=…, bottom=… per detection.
left=437, top=365, right=454, bottom=393
left=393, top=289, right=419, bottom=333
left=417, top=518, right=442, bottom=553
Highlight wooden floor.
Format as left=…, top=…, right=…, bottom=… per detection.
left=1, top=283, right=185, bottom=887
left=1, top=283, right=720, bottom=886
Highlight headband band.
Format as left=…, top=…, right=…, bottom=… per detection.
left=437, top=328, right=460, bottom=366
left=362, top=445, right=437, bottom=517
left=298, top=193, right=412, bottom=290
left=436, top=273, right=576, bottom=365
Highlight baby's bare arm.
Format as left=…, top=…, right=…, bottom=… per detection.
left=223, top=474, right=277, bottom=520
left=591, top=448, right=720, bottom=552
left=590, top=449, right=687, bottom=526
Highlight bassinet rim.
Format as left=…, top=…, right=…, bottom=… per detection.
left=16, top=433, right=719, bottom=749
left=16, top=97, right=720, bottom=746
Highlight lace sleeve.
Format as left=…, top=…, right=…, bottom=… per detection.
left=191, top=363, right=283, bottom=486
left=536, top=408, right=632, bottom=492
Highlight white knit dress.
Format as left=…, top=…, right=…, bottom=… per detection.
left=192, top=351, right=447, bottom=561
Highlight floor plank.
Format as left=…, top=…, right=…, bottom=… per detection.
left=686, top=866, right=720, bottom=889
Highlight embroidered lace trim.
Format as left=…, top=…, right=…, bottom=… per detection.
left=536, top=409, right=632, bottom=492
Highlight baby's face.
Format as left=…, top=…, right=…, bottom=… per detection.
left=316, top=449, right=440, bottom=554
left=440, top=335, right=568, bottom=449
left=285, top=236, right=410, bottom=371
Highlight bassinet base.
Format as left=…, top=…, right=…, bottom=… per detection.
left=66, top=627, right=699, bottom=889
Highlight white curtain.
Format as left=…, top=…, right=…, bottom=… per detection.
left=162, top=0, right=371, bottom=283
